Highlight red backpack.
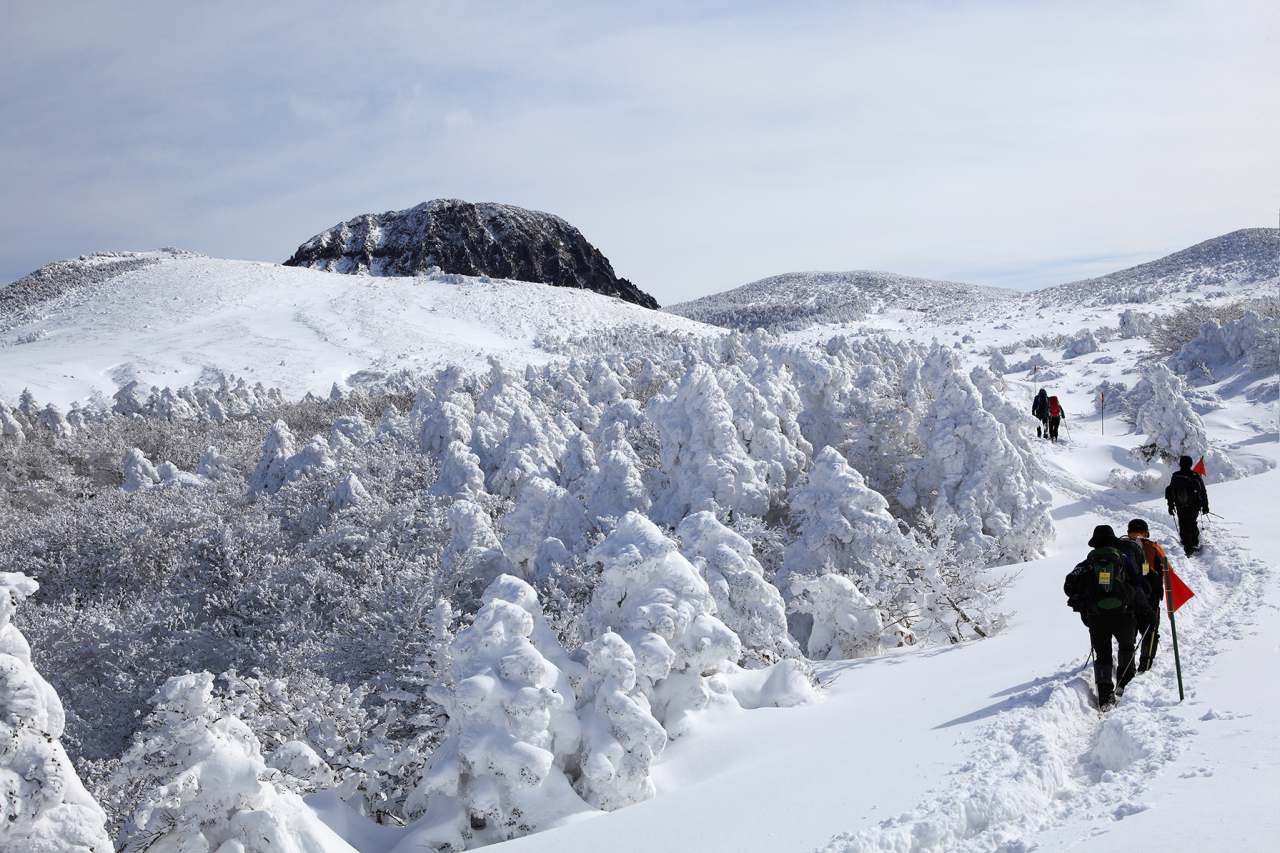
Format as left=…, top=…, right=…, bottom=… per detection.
left=1048, top=396, right=1061, bottom=417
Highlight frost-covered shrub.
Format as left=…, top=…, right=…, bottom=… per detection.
left=1147, top=297, right=1279, bottom=360
left=898, top=347, right=1051, bottom=562
left=1094, top=380, right=1128, bottom=417
left=0, top=573, right=112, bottom=853
left=676, top=511, right=797, bottom=665
left=1128, top=364, right=1238, bottom=482
left=582, top=422, right=650, bottom=529
left=498, top=476, right=590, bottom=576
left=1062, top=329, right=1099, bottom=359
left=1168, top=310, right=1279, bottom=378
left=402, top=577, right=590, bottom=848
left=789, top=573, right=884, bottom=660
left=115, top=672, right=345, bottom=853
left=583, top=512, right=742, bottom=737
left=1118, top=308, right=1152, bottom=339
left=1108, top=467, right=1167, bottom=493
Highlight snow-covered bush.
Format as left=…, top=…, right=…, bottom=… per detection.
left=115, top=671, right=347, bottom=853
left=1118, top=308, right=1152, bottom=339
left=789, top=573, right=884, bottom=660
left=0, top=573, right=112, bottom=853
left=676, top=511, right=797, bottom=665
left=1062, top=329, right=1099, bottom=359
left=1128, top=363, right=1237, bottom=480
left=402, top=576, right=591, bottom=849
left=1093, top=380, right=1128, bottom=417
left=1168, top=309, right=1279, bottom=379
left=898, top=347, right=1052, bottom=563
left=1147, top=297, right=1279, bottom=360
left=583, top=512, right=742, bottom=737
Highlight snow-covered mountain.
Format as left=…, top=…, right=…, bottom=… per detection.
left=1, top=227, right=1277, bottom=853
left=667, top=228, right=1280, bottom=335
left=1036, top=228, right=1280, bottom=309
left=284, top=199, right=660, bottom=308
left=0, top=249, right=706, bottom=409
left=665, top=270, right=1019, bottom=333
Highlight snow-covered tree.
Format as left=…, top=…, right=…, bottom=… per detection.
left=583, top=422, right=651, bottom=530
left=402, top=577, right=590, bottom=849
left=583, top=512, right=742, bottom=737
left=0, top=573, right=112, bottom=853
left=115, top=672, right=350, bottom=853
left=1130, top=363, right=1238, bottom=480
left=432, top=439, right=487, bottom=502
left=676, top=511, right=797, bottom=665
left=570, top=631, right=667, bottom=811
left=247, top=419, right=297, bottom=495
left=498, top=477, right=590, bottom=576
left=788, top=573, right=884, bottom=660
left=898, top=347, right=1051, bottom=562
left=646, top=363, right=770, bottom=525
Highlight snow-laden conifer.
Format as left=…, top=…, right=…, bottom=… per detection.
left=498, top=476, right=590, bottom=576
left=116, top=672, right=351, bottom=853
left=676, top=511, right=797, bottom=664
left=583, top=512, right=742, bottom=737
left=1130, top=363, right=1238, bottom=481
left=432, top=439, right=487, bottom=501
left=789, top=573, right=884, bottom=660
left=646, top=363, right=769, bottom=525
left=899, top=346, right=1051, bottom=562
left=247, top=419, right=297, bottom=495
left=583, top=422, right=650, bottom=530
left=0, top=573, right=112, bottom=853
left=402, top=576, right=590, bottom=848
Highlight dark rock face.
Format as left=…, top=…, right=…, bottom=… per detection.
left=284, top=199, right=658, bottom=309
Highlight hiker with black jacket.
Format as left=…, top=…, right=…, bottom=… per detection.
left=1031, top=389, right=1049, bottom=438
left=1120, top=518, right=1170, bottom=672
left=1064, top=524, right=1153, bottom=710
left=1165, top=456, right=1209, bottom=557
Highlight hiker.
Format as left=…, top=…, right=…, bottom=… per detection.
left=1121, top=518, right=1170, bottom=672
left=1031, top=389, right=1049, bottom=438
left=1165, top=456, right=1209, bottom=556
left=1047, top=395, right=1065, bottom=443
left=1064, top=524, right=1152, bottom=710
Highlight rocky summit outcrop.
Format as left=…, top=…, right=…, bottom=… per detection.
left=284, top=199, right=659, bottom=308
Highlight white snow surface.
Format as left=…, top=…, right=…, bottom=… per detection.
left=0, top=251, right=711, bottom=409
left=3, top=244, right=1279, bottom=852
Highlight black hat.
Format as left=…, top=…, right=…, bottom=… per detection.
left=1088, top=524, right=1117, bottom=548
left=1127, top=518, right=1149, bottom=534
left=1179, top=456, right=1193, bottom=469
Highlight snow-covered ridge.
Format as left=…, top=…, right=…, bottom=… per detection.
left=284, top=199, right=660, bottom=309
left=1034, top=228, right=1280, bottom=309
left=0, top=253, right=711, bottom=408
left=665, top=270, right=1019, bottom=333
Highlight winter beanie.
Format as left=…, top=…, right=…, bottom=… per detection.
left=1088, top=524, right=1117, bottom=548
left=1127, top=518, right=1149, bottom=535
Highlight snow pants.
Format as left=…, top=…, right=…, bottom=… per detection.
left=1036, top=415, right=1048, bottom=438
left=1047, top=416, right=1061, bottom=441
left=1135, top=595, right=1162, bottom=672
left=1174, top=506, right=1201, bottom=554
left=1089, top=612, right=1137, bottom=702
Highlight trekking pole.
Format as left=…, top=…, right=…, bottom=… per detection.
left=1165, top=576, right=1186, bottom=701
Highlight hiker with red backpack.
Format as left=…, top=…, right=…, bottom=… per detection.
left=1064, top=524, right=1153, bottom=710
left=1165, top=456, right=1209, bottom=557
left=1120, top=518, right=1170, bottom=672
left=1046, top=395, right=1065, bottom=443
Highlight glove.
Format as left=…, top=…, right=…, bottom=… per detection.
left=1201, top=506, right=1210, bottom=516
left=1168, top=506, right=1175, bottom=516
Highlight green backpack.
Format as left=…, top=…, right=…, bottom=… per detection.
left=1085, top=546, right=1132, bottom=612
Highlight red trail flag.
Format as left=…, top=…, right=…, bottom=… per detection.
left=1167, top=567, right=1196, bottom=612
left=1193, top=457, right=1207, bottom=477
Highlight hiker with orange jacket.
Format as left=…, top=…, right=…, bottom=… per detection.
left=1120, top=518, right=1170, bottom=672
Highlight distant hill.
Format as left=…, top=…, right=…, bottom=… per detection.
left=1034, top=228, right=1280, bottom=308
left=284, top=199, right=659, bottom=309
left=664, top=270, right=1018, bottom=333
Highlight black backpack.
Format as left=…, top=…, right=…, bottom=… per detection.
left=1064, top=546, right=1134, bottom=614
left=1169, top=472, right=1197, bottom=508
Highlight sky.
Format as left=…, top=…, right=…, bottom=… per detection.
left=2, top=0, right=1277, bottom=307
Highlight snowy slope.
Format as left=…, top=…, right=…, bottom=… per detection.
left=2, top=235, right=1278, bottom=852
left=0, top=250, right=712, bottom=409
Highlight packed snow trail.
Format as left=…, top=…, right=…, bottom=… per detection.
left=813, top=430, right=1276, bottom=853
